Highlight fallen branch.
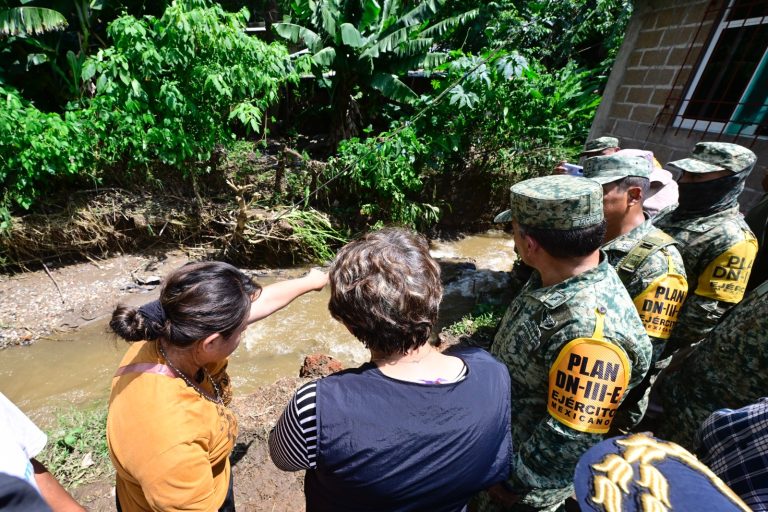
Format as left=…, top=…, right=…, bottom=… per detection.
left=41, top=261, right=66, bottom=304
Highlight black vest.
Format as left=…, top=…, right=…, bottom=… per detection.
left=305, top=346, right=512, bottom=512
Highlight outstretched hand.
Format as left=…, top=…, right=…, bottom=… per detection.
left=305, top=268, right=329, bottom=291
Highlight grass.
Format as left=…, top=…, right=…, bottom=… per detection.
left=444, top=303, right=505, bottom=338
left=283, top=208, right=348, bottom=263
left=38, top=403, right=113, bottom=489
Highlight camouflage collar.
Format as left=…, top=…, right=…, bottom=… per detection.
left=602, top=217, right=655, bottom=254
left=526, top=254, right=612, bottom=309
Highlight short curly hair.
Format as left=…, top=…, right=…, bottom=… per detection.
left=329, top=227, right=443, bottom=356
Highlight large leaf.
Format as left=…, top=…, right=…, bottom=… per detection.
left=0, top=6, right=67, bottom=36
left=312, top=46, right=336, bottom=67
left=317, top=0, right=340, bottom=38
left=393, top=37, right=432, bottom=57
left=340, top=23, right=364, bottom=48
left=421, top=9, right=479, bottom=38
left=399, top=0, right=443, bottom=27
left=422, top=52, right=447, bottom=69
left=359, top=0, right=381, bottom=32
left=377, top=0, right=398, bottom=34
left=364, top=25, right=408, bottom=56
left=369, top=72, right=417, bottom=103
left=274, top=22, right=323, bottom=53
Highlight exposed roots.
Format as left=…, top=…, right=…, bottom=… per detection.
left=0, top=189, right=343, bottom=271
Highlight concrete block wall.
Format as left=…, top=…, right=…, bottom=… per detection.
left=590, top=0, right=768, bottom=210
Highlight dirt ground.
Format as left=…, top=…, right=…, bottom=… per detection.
left=0, top=251, right=313, bottom=510
left=0, top=250, right=191, bottom=349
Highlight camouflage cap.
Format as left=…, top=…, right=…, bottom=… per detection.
left=668, top=142, right=757, bottom=175
left=580, top=136, right=620, bottom=156
left=494, top=175, right=604, bottom=229
left=583, top=154, right=653, bottom=185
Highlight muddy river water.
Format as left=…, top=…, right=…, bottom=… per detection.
left=0, top=231, right=516, bottom=424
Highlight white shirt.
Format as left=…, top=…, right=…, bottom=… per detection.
left=0, top=392, right=47, bottom=491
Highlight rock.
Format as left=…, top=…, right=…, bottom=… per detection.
left=135, top=275, right=161, bottom=285
left=299, top=354, right=343, bottom=378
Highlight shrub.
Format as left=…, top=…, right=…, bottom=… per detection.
left=84, top=1, right=296, bottom=175
left=0, top=86, right=95, bottom=221
left=328, top=126, right=439, bottom=229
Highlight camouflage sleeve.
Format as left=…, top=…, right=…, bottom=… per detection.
left=665, top=230, right=756, bottom=354
left=509, top=415, right=601, bottom=508
left=510, top=330, right=649, bottom=509
left=663, top=294, right=734, bottom=354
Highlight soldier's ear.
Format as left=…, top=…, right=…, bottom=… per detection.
left=626, top=186, right=642, bottom=206
left=522, top=232, right=540, bottom=254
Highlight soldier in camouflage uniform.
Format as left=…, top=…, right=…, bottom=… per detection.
left=582, top=154, right=688, bottom=431
left=480, top=175, right=652, bottom=512
left=654, top=142, right=758, bottom=356
left=654, top=279, right=768, bottom=451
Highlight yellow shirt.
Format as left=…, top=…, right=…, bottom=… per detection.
left=107, top=341, right=238, bottom=511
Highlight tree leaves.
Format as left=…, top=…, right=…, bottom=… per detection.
left=0, top=6, right=68, bottom=36
left=274, top=22, right=322, bottom=53
left=340, top=23, right=364, bottom=48
left=370, top=72, right=417, bottom=102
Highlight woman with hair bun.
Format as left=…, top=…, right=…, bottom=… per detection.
left=107, top=261, right=327, bottom=512
left=269, top=228, right=512, bottom=512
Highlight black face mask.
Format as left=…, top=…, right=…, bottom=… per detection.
left=675, top=173, right=745, bottom=218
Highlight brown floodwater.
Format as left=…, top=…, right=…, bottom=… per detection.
left=0, top=231, right=515, bottom=424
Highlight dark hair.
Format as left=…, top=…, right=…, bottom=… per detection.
left=328, top=227, right=443, bottom=356
left=614, top=176, right=650, bottom=198
left=110, top=261, right=261, bottom=347
left=519, top=220, right=606, bottom=258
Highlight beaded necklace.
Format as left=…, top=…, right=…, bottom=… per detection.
left=157, top=341, right=223, bottom=405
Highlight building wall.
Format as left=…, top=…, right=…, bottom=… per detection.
left=590, top=0, right=768, bottom=210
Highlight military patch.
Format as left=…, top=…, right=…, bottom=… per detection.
left=633, top=272, right=688, bottom=340
left=695, top=236, right=757, bottom=303
left=547, top=338, right=630, bottom=434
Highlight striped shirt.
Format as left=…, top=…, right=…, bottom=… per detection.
left=269, top=364, right=468, bottom=471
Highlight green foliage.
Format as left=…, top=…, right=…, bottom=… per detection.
left=0, top=85, right=94, bottom=213
left=38, top=405, right=111, bottom=489
left=0, top=1, right=298, bottom=217
left=283, top=207, right=347, bottom=262
left=275, top=0, right=478, bottom=142
left=418, top=51, right=600, bottom=182
left=330, top=125, right=439, bottom=229
left=444, top=303, right=504, bottom=339
left=0, top=6, right=68, bottom=36
left=484, top=0, right=633, bottom=76
left=85, top=1, right=295, bottom=172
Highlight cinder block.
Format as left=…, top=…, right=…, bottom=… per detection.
left=623, top=69, right=648, bottom=86
left=614, top=119, right=638, bottom=138
left=631, top=105, right=661, bottom=124
left=627, top=87, right=654, bottom=104
left=610, top=103, right=633, bottom=120
left=645, top=68, right=676, bottom=86
left=628, top=50, right=644, bottom=69
left=636, top=29, right=664, bottom=49
left=665, top=47, right=690, bottom=67
left=651, top=89, right=673, bottom=107
left=641, top=49, right=671, bottom=67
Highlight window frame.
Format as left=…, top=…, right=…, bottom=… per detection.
left=674, top=0, right=768, bottom=138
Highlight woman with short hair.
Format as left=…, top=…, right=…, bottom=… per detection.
left=269, top=227, right=512, bottom=512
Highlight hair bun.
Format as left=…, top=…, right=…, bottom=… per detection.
left=110, top=305, right=155, bottom=342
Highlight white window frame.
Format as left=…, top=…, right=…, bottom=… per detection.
left=674, top=0, right=768, bottom=137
